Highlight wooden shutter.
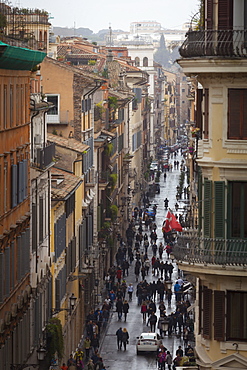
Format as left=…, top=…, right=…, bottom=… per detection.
left=218, top=0, right=233, bottom=30
left=214, top=181, right=225, bottom=238
left=199, top=285, right=202, bottom=335
left=204, top=88, right=209, bottom=139
left=0, top=253, right=3, bottom=303
left=228, top=89, right=247, bottom=140
left=214, top=290, right=225, bottom=341
left=206, top=0, right=214, bottom=29
left=32, top=203, right=37, bottom=252
left=204, top=179, right=212, bottom=237
left=55, top=278, right=60, bottom=309
left=196, top=88, right=203, bottom=132
left=203, top=287, right=212, bottom=339
left=11, top=164, right=17, bottom=208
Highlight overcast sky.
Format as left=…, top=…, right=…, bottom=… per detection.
left=20, top=0, right=199, bottom=33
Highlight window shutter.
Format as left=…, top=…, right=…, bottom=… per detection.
left=203, top=287, right=212, bottom=339
left=82, top=100, right=85, bottom=113
left=17, top=161, right=23, bottom=204
left=204, top=88, right=209, bottom=139
left=196, top=89, right=203, bottom=132
left=72, top=237, right=76, bottom=272
left=32, top=203, right=37, bottom=251
left=214, top=181, right=225, bottom=238
left=55, top=278, right=60, bottom=309
left=11, top=164, right=17, bottom=208
left=204, top=179, right=212, bottom=237
left=206, top=0, right=213, bottom=29
left=228, top=89, right=247, bottom=140
left=23, top=159, right=28, bottom=199
left=199, top=285, right=202, bottom=335
left=214, top=290, right=225, bottom=341
left=39, top=197, right=44, bottom=243
left=11, top=241, right=15, bottom=290
left=218, top=0, right=233, bottom=30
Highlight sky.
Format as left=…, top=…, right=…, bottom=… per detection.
left=18, top=0, right=199, bottom=33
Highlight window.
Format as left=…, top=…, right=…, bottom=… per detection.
left=228, top=182, right=247, bottom=238
left=227, top=291, right=247, bottom=341
left=228, top=89, right=247, bottom=139
left=143, top=57, right=148, bottom=67
left=204, top=88, right=209, bottom=139
left=46, top=94, right=60, bottom=123
left=135, top=57, right=140, bottom=67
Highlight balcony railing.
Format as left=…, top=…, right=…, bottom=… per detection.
left=179, top=29, right=247, bottom=58
left=173, top=230, right=247, bottom=266
left=35, top=142, right=55, bottom=170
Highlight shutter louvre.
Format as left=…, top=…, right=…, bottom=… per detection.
left=203, top=287, right=212, bottom=339
left=214, top=290, right=225, bottom=341
left=214, top=181, right=225, bottom=238
left=204, top=179, right=212, bottom=237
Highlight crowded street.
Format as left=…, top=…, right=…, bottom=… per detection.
left=94, top=152, right=195, bottom=370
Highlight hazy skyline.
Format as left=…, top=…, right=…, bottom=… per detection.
left=19, top=0, right=199, bottom=33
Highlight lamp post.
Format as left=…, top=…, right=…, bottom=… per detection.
left=51, top=293, right=77, bottom=316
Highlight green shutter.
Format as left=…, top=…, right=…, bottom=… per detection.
left=203, top=287, right=212, bottom=339
left=214, top=181, right=225, bottom=238
left=204, top=179, right=212, bottom=237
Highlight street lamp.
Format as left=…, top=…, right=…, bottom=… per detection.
left=166, top=281, right=173, bottom=290
left=37, top=345, right=46, bottom=361
left=69, top=293, right=77, bottom=311
left=11, top=345, right=47, bottom=369
left=51, top=293, right=77, bottom=316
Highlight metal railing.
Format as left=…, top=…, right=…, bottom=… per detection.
left=36, top=142, right=55, bottom=170
left=173, top=230, right=247, bottom=266
left=179, top=29, right=247, bottom=58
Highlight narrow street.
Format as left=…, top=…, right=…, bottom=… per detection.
left=100, top=153, right=193, bottom=369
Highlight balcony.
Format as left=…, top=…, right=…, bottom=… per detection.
left=179, top=29, right=247, bottom=58
left=173, top=230, right=247, bottom=267
left=34, top=142, right=55, bottom=170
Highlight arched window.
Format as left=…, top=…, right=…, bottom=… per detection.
left=39, top=30, right=42, bottom=41
left=135, top=57, right=140, bottom=67
left=143, top=57, right=148, bottom=67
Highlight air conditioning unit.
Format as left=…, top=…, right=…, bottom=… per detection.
left=34, top=134, right=42, bottom=145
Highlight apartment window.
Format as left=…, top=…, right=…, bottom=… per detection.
left=135, top=57, right=140, bottom=67
left=228, top=181, right=247, bottom=238
left=228, top=89, right=247, bottom=139
left=227, top=291, right=247, bottom=341
left=46, top=94, right=60, bottom=123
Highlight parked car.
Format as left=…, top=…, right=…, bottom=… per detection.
left=136, top=332, right=161, bottom=354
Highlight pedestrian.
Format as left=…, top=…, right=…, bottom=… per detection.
left=60, top=364, right=68, bottom=370
left=116, top=298, right=123, bottom=321
left=116, top=327, right=123, bottom=350
left=141, top=300, right=148, bottom=322
left=176, top=345, right=183, bottom=357
left=148, top=312, right=158, bottom=332
left=127, top=283, right=134, bottom=301
left=67, top=354, right=76, bottom=369
left=86, top=359, right=94, bottom=370
left=121, top=328, right=129, bottom=351
left=157, top=348, right=167, bottom=370
left=166, top=350, right=172, bottom=370
left=83, top=337, right=91, bottom=360
left=74, top=348, right=84, bottom=362
left=91, top=334, right=99, bottom=353
left=123, top=300, right=129, bottom=322
left=76, top=358, right=84, bottom=370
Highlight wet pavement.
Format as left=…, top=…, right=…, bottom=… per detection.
left=99, top=153, right=193, bottom=369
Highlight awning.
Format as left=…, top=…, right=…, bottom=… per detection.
left=0, top=41, right=46, bottom=70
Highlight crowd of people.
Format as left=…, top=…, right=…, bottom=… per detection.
left=61, top=151, right=195, bottom=370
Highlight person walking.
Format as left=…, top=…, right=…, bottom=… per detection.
left=116, top=298, right=123, bottom=321
left=121, top=328, right=129, bottom=351
left=148, top=312, right=158, bottom=332
left=116, top=327, right=123, bottom=350
left=157, top=348, right=167, bottom=370
left=141, top=300, right=148, bottom=322
left=83, top=337, right=91, bottom=361
left=166, top=350, right=173, bottom=370
left=67, top=354, right=76, bottom=369
left=127, top=283, right=134, bottom=301
left=123, top=300, right=129, bottom=322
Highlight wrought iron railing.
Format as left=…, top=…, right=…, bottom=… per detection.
left=179, top=29, right=247, bottom=58
left=36, top=142, right=55, bottom=170
left=173, top=230, right=247, bottom=266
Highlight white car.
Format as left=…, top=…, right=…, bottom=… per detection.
left=150, top=162, right=158, bottom=171
left=136, top=332, right=161, bottom=354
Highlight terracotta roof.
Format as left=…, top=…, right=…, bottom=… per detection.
left=47, top=133, right=89, bottom=153
left=51, top=167, right=82, bottom=200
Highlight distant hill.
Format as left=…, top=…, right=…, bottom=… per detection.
left=53, top=27, right=125, bottom=42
